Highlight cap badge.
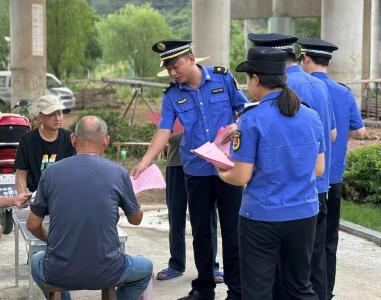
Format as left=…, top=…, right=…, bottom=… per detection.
left=157, top=42, right=166, bottom=51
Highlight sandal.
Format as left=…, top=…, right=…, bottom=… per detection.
left=214, top=270, right=224, bottom=284
left=156, top=267, right=183, bottom=280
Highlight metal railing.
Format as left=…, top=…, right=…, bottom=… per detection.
left=345, top=79, right=381, bottom=120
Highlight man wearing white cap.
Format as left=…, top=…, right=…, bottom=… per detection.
left=15, top=95, right=75, bottom=193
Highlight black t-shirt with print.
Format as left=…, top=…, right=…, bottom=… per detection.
left=14, top=128, right=76, bottom=192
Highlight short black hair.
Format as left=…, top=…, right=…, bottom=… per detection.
left=286, top=52, right=297, bottom=63
left=308, top=55, right=330, bottom=67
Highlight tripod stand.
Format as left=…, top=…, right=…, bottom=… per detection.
left=122, top=84, right=154, bottom=125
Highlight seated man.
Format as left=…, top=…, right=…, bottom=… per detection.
left=0, top=192, right=31, bottom=238
left=27, top=116, right=152, bottom=300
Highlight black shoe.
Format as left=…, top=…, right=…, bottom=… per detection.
left=225, top=293, right=242, bottom=300
left=177, top=289, right=215, bottom=300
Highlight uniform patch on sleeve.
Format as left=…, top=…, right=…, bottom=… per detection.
left=177, top=98, right=188, bottom=104
left=212, top=87, right=224, bottom=94
left=213, top=66, right=228, bottom=74
left=232, top=130, right=241, bottom=152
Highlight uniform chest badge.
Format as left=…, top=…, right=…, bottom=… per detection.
left=232, top=130, right=241, bottom=152
left=212, top=87, right=224, bottom=94
left=177, top=98, right=188, bottom=104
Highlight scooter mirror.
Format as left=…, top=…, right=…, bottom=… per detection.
left=16, top=99, right=32, bottom=109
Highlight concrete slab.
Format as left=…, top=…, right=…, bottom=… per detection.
left=0, top=210, right=381, bottom=299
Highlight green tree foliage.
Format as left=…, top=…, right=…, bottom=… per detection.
left=69, top=108, right=155, bottom=157
left=47, top=0, right=99, bottom=78
left=343, top=144, right=381, bottom=205
left=89, top=0, right=190, bottom=16
left=164, top=2, right=191, bottom=39
left=84, top=28, right=103, bottom=76
left=230, top=20, right=246, bottom=83
left=294, top=17, right=321, bottom=38
left=0, top=0, right=10, bottom=70
left=97, top=4, right=173, bottom=77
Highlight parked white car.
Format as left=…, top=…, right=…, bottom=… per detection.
left=0, top=71, right=76, bottom=112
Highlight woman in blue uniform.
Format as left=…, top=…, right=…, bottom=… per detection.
left=217, top=46, right=325, bottom=300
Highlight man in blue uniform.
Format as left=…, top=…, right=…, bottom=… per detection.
left=298, top=38, right=365, bottom=300
left=156, top=134, right=222, bottom=284
left=248, top=33, right=336, bottom=300
left=132, top=40, right=248, bottom=300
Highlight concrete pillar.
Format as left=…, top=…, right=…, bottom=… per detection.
left=10, top=0, right=46, bottom=109
left=321, top=0, right=364, bottom=99
left=371, top=0, right=381, bottom=79
left=268, top=0, right=295, bottom=35
left=192, top=0, right=231, bottom=67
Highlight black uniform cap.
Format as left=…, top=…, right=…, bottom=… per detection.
left=152, top=40, right=192, bottom=67
left=298, top=37, right=338, bottom=59
left=235, top=46, right=287, bottom=75
left=248, top=33, right=297, bottom=53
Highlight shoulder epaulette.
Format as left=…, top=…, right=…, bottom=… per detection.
left=301, top=101, right=310, bottom=108
left=338, top=82, right=351, bottom=90
left=164, top=81, right=176, bottom=94
left=213, top=66, right=228, bottom=75
left=239, top=102, right=260, bottom=116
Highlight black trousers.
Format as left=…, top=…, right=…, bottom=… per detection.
left=166, top=166, right=219, bottom=273
left=185, top=175, right=242, bottom=299
left=240, top=216, right=318, bottom=300
left=311, top=193, right=328, bottom=300
left=326, top=183, right=342, bottom=300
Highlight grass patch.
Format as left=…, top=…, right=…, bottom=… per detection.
left=341, top=199, right=381, bottom=232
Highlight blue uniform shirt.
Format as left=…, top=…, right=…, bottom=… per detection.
left=287, top=65, right=336, bottom=193
left=231, top=91, right=325, bottom=222
left=160, top=65, right=248, bottom=176
left=312, top=72, right=364, bottom=184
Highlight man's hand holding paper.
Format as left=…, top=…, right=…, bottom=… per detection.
left=130, top=164, right=166, bottom=194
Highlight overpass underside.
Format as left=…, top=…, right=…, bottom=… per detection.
left=193, top=0, right=377, bottom=104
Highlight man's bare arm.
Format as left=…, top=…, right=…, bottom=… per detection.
left=127, top=208, right=143, bottom=225
left=15, top=169, right=28, bottom=193
left=132, top=129, right=171, bottom=178
left=349, top=127, right=366, bottom=139
left=26, top=212, right=48, bottom=242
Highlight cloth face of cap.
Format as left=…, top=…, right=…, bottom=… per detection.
left=37, top=95, right=65, bottom=115
left=248, top=33, right=297, bottom=52
left=235, top=46, right=287, bottom=75
left=298, top=37, right=338, bottom=58
left=152, top=40, right=192, bottom=66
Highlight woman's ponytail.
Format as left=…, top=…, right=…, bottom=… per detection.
left=276, top=86, right=300, bottom=117
left=256, top=74, right=301, bottom=117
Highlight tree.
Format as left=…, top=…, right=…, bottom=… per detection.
left=97, top=4, right=173, bottom=77
left=0, top=0, right=10, bottom=70
left=46, top=0, right=98, bottom=78
left=164, top=2, right=191, bottom=39
left=295, top=17, right=321, bottom=38
left=230, top=20, right=246, bottom=83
